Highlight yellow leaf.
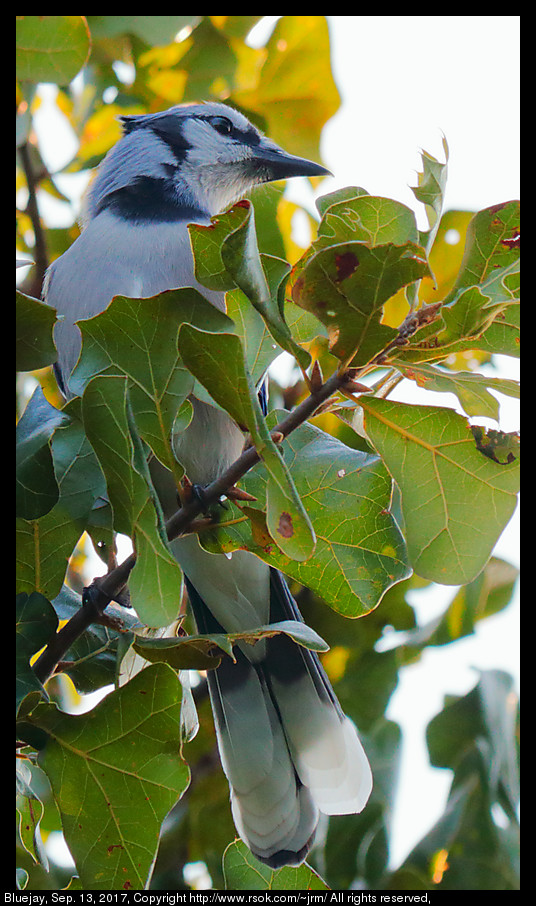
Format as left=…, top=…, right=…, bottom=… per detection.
left=147, top=69, right=187, bottom=103
left=79, top=105, right=130, bottom=161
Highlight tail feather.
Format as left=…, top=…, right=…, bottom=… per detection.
left=266, top=571, right=373, bottom=815
left=185, top=576, right=318, bottom=865
left=183, top=558, right=372, bottom=867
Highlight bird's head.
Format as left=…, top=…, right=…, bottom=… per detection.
left=86, top=101, right=331, bottom=223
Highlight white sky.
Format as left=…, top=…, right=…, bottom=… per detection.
left=26, top=15, right=520, bottom=876
left=325, top=16, right=520, bottom=216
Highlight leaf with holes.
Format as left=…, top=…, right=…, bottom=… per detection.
left=133, top=620, right=328, bottom=671
left=444, top=201, right=520, bottom=302
left=360, top=397, right=519, bottom=584
left=396, top=362, right=519, bottom=420
left=316, top=192, right=420, bottom=250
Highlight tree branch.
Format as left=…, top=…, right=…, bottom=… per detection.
left=32, top=366, right=362, bottom=685
left=32, top=302, right=440, bottom=686
left=18, top=141, right=49, bottom=297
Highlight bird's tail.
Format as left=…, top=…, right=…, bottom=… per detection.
left=185, top=569, right=372, bottom=867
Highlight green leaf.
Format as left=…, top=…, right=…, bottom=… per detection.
left=16, top=593, right=58, bottom=715
left=16, top=400, right=108, bottom=601
left=249, top=182, right=288, bottom=260
left=133, top=619, right=328, bottom=671
left=298, top=192, right=423, bottom=324
left=178, top=327, right=316, bottom=562
left=225, top=287, right=282, bottom=384
left=190, top=200, right=310, bottom=369
left=360, top=397, right=520, bottom=584
left=133, top=634, right=226, bottom=672
left=82, top=375, right=183, bottom=627
left=291, top=240, right=430, bottom=367
left=228, top=230, right=283, bottom=321
left=223, top=839, right=329, bottom=890
left=16, top=386, right=69, bottom=520
left=411, top=138, right=449, bottom=254
left=428, top=670, right=519, bottom=808
left=316, top=185, right=370, bottom=219
left=407, top=139, right=449, bottom=308
left=72, top=290, right=232, bottom=478
left=476, top=299, right=520, bottom=358
left=87, top=15, right=197, bottom=45
left=17, top=760, right=47, bottom=866
left=439, top=283, right=511, bottom=346
left=262, top=620, right=328, bottom=651
left=396, top=258, right=520, bottom=363
left=16, top=291, right=57, bottom=372
left=82, top=376, right=143, bottom=538
left=264, top=478, right=316, bottom=564
left=189, top=205, right=246, bottom=293
left=397, top=362, right=519, bottom=420
left=32, top=664, right=190, bottom=890
left=128, top=496, right=184, bottom=628
left=395, top=201, right=520, bottom=363
left=202, top=416, right=410, bottom=617
left=317, top=193, right=420, bottom=249
left=445, top=201, right=520, bottom=302
left=16, top=510, right=83, bottom=601
left=16, top=16, right=91, bottom=85
left=49, top=398, right=107, bottom=522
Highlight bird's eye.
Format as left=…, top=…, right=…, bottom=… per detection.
left=210, top=116, right=233, bottom=136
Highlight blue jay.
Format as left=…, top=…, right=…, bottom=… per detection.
left=43, top=102, right=373, bottom=867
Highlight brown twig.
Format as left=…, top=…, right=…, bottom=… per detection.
left=32, top=302, right=442, bottom=687
left=32, top=366, right=361, bottom=685
left=18, top=141, right=49, bottom=296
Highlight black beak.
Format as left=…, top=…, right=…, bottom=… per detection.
left=251, top=146, right=332, bottom=183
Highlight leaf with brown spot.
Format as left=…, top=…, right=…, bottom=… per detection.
left=291, top=240, right=430, bottom=366
left=199, top=415, right=410, bottom=618
left=179, top=326, right=315, bottom=562
left=277, top=511, right=294, bottom=538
